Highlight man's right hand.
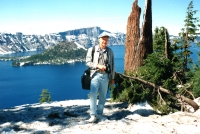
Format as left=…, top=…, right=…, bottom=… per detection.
left=96, top=64, right=106, bottom=71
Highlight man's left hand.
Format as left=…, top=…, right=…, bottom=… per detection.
left=110, top=79, right=115, bottom=85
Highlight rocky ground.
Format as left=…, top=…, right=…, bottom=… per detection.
left=0, top=99, right=200, bottom=134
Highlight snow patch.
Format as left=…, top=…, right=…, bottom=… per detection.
left=74, top=42, right=86, bottom=50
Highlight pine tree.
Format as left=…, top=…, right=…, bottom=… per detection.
left=153, top=26, right=173, bottom=59
left=176, top=0, right=200, bottom=83
left=39, top=89, right=52, bottom=103
left=138, top=27, right=176, bottom=86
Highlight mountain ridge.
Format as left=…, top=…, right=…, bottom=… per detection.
left=0, top=26, right=126, bottom=55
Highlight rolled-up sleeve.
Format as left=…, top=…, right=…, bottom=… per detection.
left=86, top=47, right=97, bottom=69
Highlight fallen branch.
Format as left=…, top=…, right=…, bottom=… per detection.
left=183, top=82, right=195, bottom=100
left=116, top=72, right=199, bottom=112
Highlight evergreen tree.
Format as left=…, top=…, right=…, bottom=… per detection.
left=171, top=0, right=200, bottom=98
left=153, top=27, right=168, bottom=55
left=175, top=0, right=200, bottom=83
left=39, top=89, right=52, bottom=103
left=139, top=27, right=176, bottom=86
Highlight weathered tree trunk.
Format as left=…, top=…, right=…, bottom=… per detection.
left=164, top=28, right=169, bottom=59
left=124, top=0, right=153, bottom=73
left=124, top=0, right=141, bottom=73
left=135, top=0, right=153, bottom=68
left=116, top=72, right=199, bottom=112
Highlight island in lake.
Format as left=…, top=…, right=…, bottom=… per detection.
left=12, top=41, right=87, bottom=66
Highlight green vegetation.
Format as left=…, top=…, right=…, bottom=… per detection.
left=174, top=0, right=200, bottom=82
left=111, top=0, right=200, bottom=114
left=12, top=41, right=87, bottom=66
left=0, top=56, right=27, bottom=62
left=38, top=89, right=52, bottom=103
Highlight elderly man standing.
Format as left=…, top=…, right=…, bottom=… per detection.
left=85, top=32, right=115, bottom=123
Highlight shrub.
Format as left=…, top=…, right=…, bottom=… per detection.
left=38, top=89, right=52, bottom=103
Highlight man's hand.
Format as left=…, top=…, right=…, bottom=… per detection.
left=96, top=64, right=106, bottom=71
left=110, top=79, right=115, bottom=85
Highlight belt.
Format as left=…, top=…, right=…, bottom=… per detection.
left=97, top=70, right=106, bottom=74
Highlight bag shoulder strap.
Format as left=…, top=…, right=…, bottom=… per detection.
left=91, top=46, right=95, bottom=62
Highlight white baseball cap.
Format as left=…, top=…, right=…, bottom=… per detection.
left=98, top=32, right=110, bottom=38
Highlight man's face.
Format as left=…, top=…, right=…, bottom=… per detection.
left=99, top=36, right=109, bottom=49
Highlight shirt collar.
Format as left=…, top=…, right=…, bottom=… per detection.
left=98, top=45, right=107, bottom=53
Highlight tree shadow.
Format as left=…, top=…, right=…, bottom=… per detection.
left=0, top=101, right=158, bottom=133
left=105, top=102, right=159, bottom=120
left=0, top=103, right=90, bottom=133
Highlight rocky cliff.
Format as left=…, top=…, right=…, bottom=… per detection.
left=0, top=26, right=126, bottom=54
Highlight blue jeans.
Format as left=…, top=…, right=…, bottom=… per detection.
left=90, top=72, right=109, bottom=116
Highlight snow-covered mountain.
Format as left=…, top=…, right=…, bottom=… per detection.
left=0, top=26, right=126, bottom=55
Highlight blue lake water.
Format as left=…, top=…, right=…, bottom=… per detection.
left=0, top=44, right=199, bottom=109
left=0, top=45, right=125, bottom=109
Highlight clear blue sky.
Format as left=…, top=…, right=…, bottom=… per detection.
left=0, top=0, right=200, bottom=36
